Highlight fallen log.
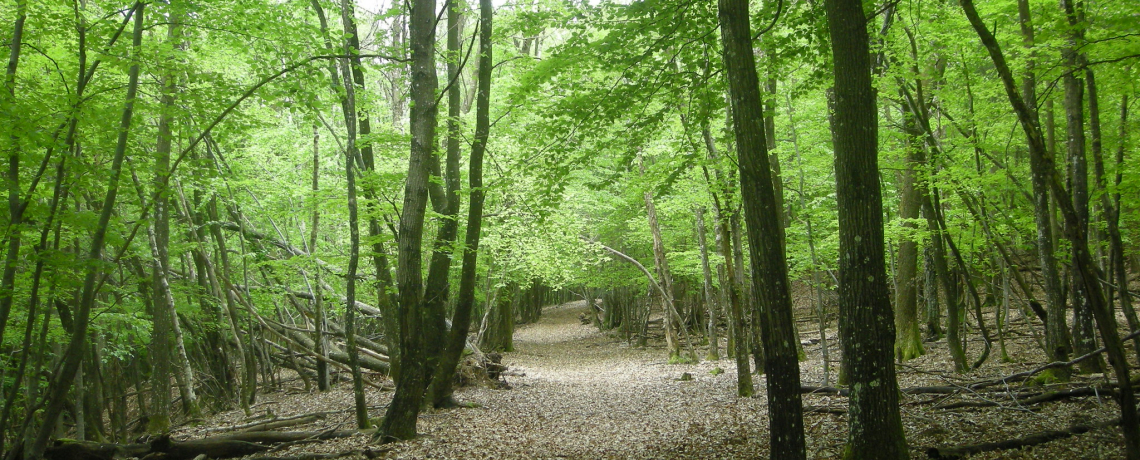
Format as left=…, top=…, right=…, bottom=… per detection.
left=149, top=435, right=271, bottom=460
left=925, top=418, right=1120, bottom=459
left=44, top=436, right=268, bottom=460
left=43, top=440, right=150, bottom=460
left=202, top=414, right=323, bottom=434
left=43, top=431, right=365, bottom=460
left=213, top=430, right=362, bottom=443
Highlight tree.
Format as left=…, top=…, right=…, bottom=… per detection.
left=25, top=5, right=146, bottom=459
left=822, top=0, right=908, bottom=458
left=958, top=0, right=1140, bottom=456
left=426, top=0, right=494, bottom=409
left=1015, top=0, right=1070, bottom=375
left=717, top=1, right=805, bottom=458
left=377, top=0, right=438, bottom=441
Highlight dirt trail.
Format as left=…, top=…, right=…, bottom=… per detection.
left=397, top=301, right=772, bottom=459
left=179, top=301, right=1127, bottom=459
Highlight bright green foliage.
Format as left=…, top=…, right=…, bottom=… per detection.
left=1, top=0, right=1139, bottom=453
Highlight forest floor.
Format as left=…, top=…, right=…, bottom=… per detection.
left=177, top=299, right=1136, bottom=459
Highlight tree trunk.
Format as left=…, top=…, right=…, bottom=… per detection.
left=1059, top=0, right=1099, bottom=373
left=717, top=3, right=805, bottom=457
left=638, top=156, right=683, bottom=361
left=823, top=0, right=908, bottom=457
left=1104, top=95, right=1140, bottom=360
left=895, top=106, right=924, bottom=361
left=426, top=0, right=492, bottom=407
left=377, top=0, right=437, bottom=440
left=788, top=93, right=831, bottom=385
left=1016, top=0, right=1070, bottom=375
left=336, top=0, right=370, bottom=429
left=422, top=1, right=465, bottom=384
left=695, top=207, right=719, bottom=361
left=310, top=126, right=329, bottom=391
left=0, top=0, right=27, bottom=371
left=701, top=127, right=752, bottom=396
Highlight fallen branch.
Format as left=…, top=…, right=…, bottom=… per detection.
left=214, top=429, right=363, bottom=444
left=591, top=240, right=697, bottom=359
left=202, top=414, right=323, bottom=434
left=968, top=329, right=1140, bottom=390
left=926, top=417, right=1120, bottom=459
left=253, top=448, right=391, bottom=460
left=936, top=382, right=1133, bottom=410
left=804, top=405, right=846, bottom=415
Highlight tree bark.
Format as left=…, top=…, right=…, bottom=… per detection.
left=823, top=0, right=908, bottom=457
left=1059, top=0, right=1099, bottom=373
left=426, top=0, right=492, bottom=408
left=1015, top=0, right=1070, bottom=374
left=310, top=126, right=329, bottom=391
left=1104, top=95, right=1140, bottom=360
left=377, top=0, right=437, bottom=441
left=422, top=0, right=465, bottom=383
left=700, top=127, right=752, bottom=396
left=717, top=2, right=805, bottom=458
left=638, top=156, right=684, bottom=360
left=695, top=207, right=719, bottom=361
left=895, top=106, right=924, bottom=361
left=0, top=0, right=27, bottom=365
left=336, top=0, right=370, bottom=429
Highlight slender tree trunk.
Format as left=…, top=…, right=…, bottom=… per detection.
left=925, top=193, right=966, bottom=372
left=0, top=0, right=28, bottom=361
left=1016, top=0, right=1070, bottom=374
left=701, top=127, right=752, bottom=396
left=426, top=0, right=492, bottom=408
left=1105, top=95, right=1140, bottom=360
left=422, top=1, right=464, bottom=383
left=336, top=0, right=369, bottom=427
left=718, top=3, right=805, bottom=457
left=823, top=0, right=907, bottom=457
left=206, top=197, right=254, bottom=414
left=377, top=0, right=437, bottom=441
left=310, top=126, right=329, bottom=391
left=923, top=246, right=941, bottom=339
left=25, top=6, right=145, bottom=459
left=1059, top=0, right=1099, bottom=373
left=638, top=156, right=684, bottom=361
left=695, top=207, right=719, bottom=361
left=895, top=106, right=924, bottom=361
left=148, top=6, right=199, bottom=431
left=788, top=93, right=831, bottom=385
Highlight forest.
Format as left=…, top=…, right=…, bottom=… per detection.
left=1, top=0, right=1139, bottom=458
